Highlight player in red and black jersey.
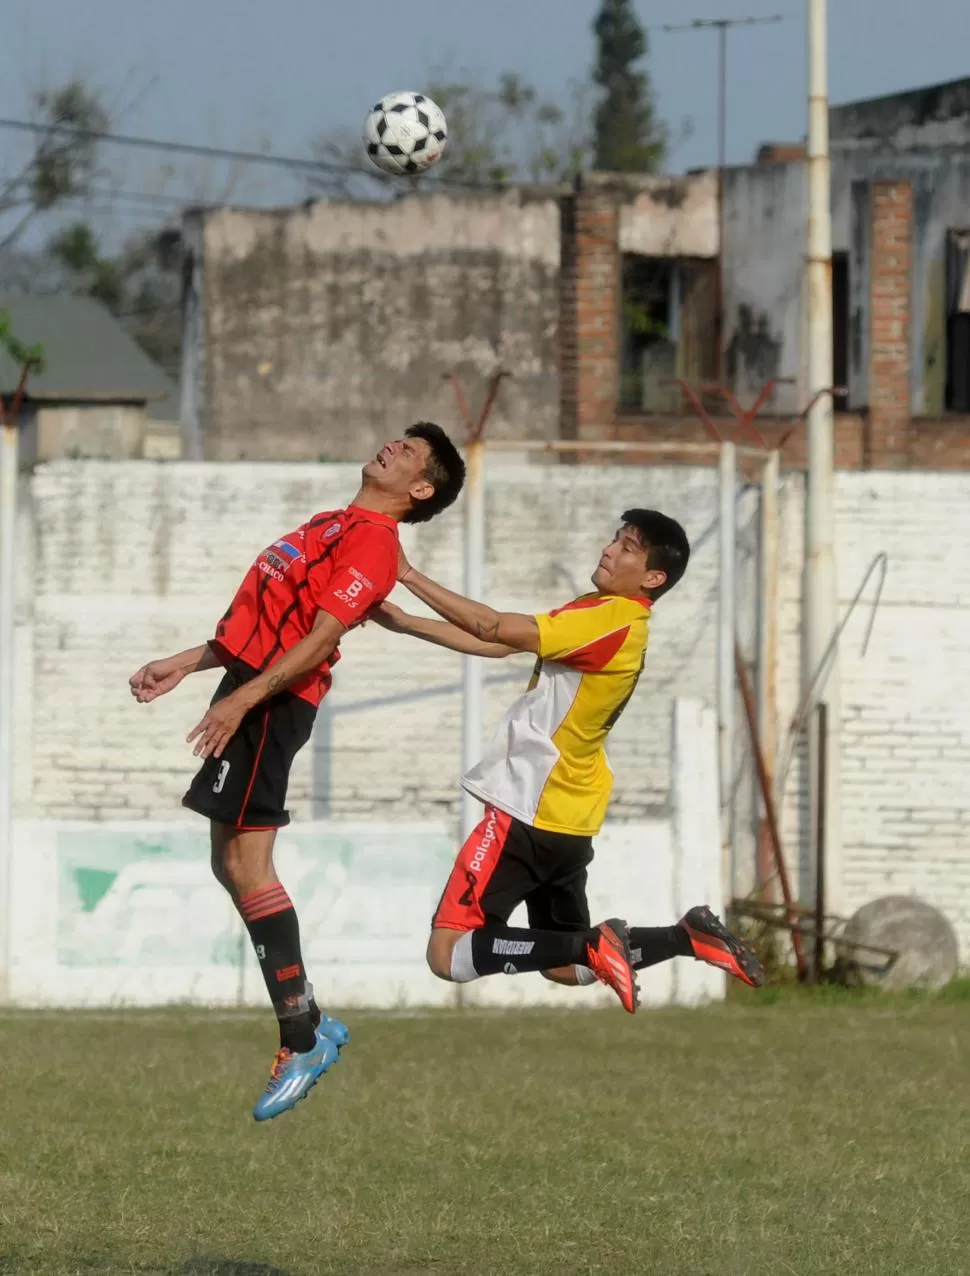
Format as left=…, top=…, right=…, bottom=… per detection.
left=129, top=423, right=465, bottom=1121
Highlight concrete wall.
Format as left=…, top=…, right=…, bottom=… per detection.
left=8, top=699, right=723, bottom=1011
left=616, top=171, right=718, bottom=258
left=722, top=163, right=805, bottom=417
left=832, top=78, right=970, bottom=152
left=17, top=460, right=723, bottom=828
left=21, top=404, right=148, bottom=463
left=723, top=147, right=970, bottom=421
left=13, top=459, right=970, bottom=961
left=190, top=191, right=562, bottom=463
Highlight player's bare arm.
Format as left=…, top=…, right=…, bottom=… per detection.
left=373, top=601, right=515, bottom=658
left=129, top=643, right=222, bottom=703
left=187, top=610, right=346, bottom=760
left=397, top=548, right=539, bottom=653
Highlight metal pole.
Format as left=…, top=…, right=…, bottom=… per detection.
left=460, top=436, right=486, bottom=844
left=757, top=449, right=780, bottom=795
left=814, top=702, right=828, bottom=983
left=0, top=419, right=17, bottom=1001
left=717, top=441, right=736, bottom=888
left=757, top=448, right=780, bottom=898
left=804, top=0, right=841, bottom=911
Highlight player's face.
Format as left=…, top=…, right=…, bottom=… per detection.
left=592, top=525, right=666, bottom=596
left=362, top=436, right=435, bottom=504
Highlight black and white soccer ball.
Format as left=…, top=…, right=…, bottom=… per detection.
left=363, top=92, right=448, bottom=177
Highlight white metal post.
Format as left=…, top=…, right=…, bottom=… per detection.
left=460, top=437, right=486, bottom=844
left=0, top=418, right=17, bottom=1001
left=804, top=0, right=841, bottom=910
left=717, top=440, right=737, bottom=889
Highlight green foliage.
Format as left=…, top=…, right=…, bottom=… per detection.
left=0, top=80, right=109, bottom=249
left=592, top=0, right=666, bottom=172
left=0, top=310, right=46, bottom=376
left=425, top=69, right=590, bottom=185
left=46, top=222, right=182, bottom=377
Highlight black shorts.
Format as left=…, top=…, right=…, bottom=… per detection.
left=433, top=806, right=594, bottom=932
left=182, top=660, right=317, bottom=830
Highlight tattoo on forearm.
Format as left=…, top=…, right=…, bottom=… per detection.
left=267, top=673, right=287, bottom=696
left=474, top=617, right=501, bottom=642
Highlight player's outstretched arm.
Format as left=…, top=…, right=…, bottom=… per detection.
left=372, top=602, right=514, bottom=658
left=129, top=643, right=221, bottom=703
left=397, top=552, right=538, bottom=654
left=186, top=610, right=346, bottom=760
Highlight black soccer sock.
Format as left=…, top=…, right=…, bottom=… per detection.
left=628, top=923, right=694, bottom=971
left=469, top=925, right=596, bottom=976
left=239, top=883, right=316, bottom=1053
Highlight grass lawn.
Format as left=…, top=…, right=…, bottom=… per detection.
left=1, top=988, right=968, bottom=1275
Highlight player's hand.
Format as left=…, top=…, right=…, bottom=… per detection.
left=397, top=545, right=413, bottom=583
left=371, top=601, right=405, bottom=631
left=186, top=692, right=248, bottom=760
left=129, top=657, right=186, bottom=703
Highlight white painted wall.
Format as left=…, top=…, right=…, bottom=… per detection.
left=12, top=460, right=970, bottom=964
left=8, top=697, right=724, bottom=1009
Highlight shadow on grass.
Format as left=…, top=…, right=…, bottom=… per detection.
left=0, top=1258, right=291, bottom=1276
left=729, top=974, right=970, bottom=1007
left=177, top=1262, right=292, bottom=1276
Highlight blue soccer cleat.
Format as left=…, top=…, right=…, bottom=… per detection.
left=252, top=1036, right=340, bottom=1123
left=316, top=1014, right=350, bottom=1051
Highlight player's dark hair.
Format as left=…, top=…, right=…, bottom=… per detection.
left=402, top=422, right=466, bottom=524
left=622, top=508, right=690, bottom=600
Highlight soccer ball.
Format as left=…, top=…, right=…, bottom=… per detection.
left=363, top=92, right=448, bottom=177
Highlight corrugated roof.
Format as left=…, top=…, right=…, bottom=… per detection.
left=0, top=294, right=175, bottom=403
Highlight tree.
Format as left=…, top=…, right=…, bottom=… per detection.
left=310, top=69, right=591, bottom=198
left=592, top=0, right=666, bottom=173
left=0, top=81, right=109, bottom=251
left=46, top=220, right=183, bottom=377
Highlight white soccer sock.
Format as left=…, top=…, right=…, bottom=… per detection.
left=449, top=931, right=480, bottom=983
left=573, top=964, right=598, bottom=986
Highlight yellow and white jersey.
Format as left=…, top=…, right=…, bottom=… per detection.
left=461, top=593, right=650, bottom=837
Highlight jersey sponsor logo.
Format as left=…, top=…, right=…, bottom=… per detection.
left=467, top=810, right=500, bottom=876
left=491, top=939, right=534, bottom=956
left=257, top=539, right=303, bottom=583
left=274, top=539, right=302, bottom=561
left=258, top=560, right=285, bottom=582
left=323, top=522, right=341, bottom=538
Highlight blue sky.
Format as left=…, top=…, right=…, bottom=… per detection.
left=2, top=0, right=968, bottom=238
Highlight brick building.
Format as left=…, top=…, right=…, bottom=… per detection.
left=180, top=76, right=970, bottom=470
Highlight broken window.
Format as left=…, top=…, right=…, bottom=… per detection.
left=618, top=254, right=718, bottom=412
left=945, top=229, right=970, bottom=413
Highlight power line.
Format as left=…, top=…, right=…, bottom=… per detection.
left=0, top=114, right=356, bottom=177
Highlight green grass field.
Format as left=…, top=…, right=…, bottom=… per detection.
left=1, top=989, right=969, bottom=1275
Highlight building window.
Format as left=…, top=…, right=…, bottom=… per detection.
left=945, top=229, right=970, bottom=413
left=618, top=254, right=718, bottom=412
left=832, top=250, right=849, bottom=409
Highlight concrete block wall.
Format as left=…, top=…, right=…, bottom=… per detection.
left=14, top=459, right=970, bottom=956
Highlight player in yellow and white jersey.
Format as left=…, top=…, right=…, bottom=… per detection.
left=377, top=509, right=764, bottom=1012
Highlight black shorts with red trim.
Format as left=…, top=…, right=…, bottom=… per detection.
left=433, top=806, right=594, bottom=933
left=182, top=659, right=316, bottom=830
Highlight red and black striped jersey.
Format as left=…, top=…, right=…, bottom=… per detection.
left=211, top=505, right=399, bottom=707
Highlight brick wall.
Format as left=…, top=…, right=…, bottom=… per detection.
left=559, top=185, right=619, bottom=440
left=866, top=181, right=913, bottom=466
left=15, top=460, right=970, bottom=957
left=17, top=461, right=722, bottom=828
left=775, top=471, right=970, bottom=956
